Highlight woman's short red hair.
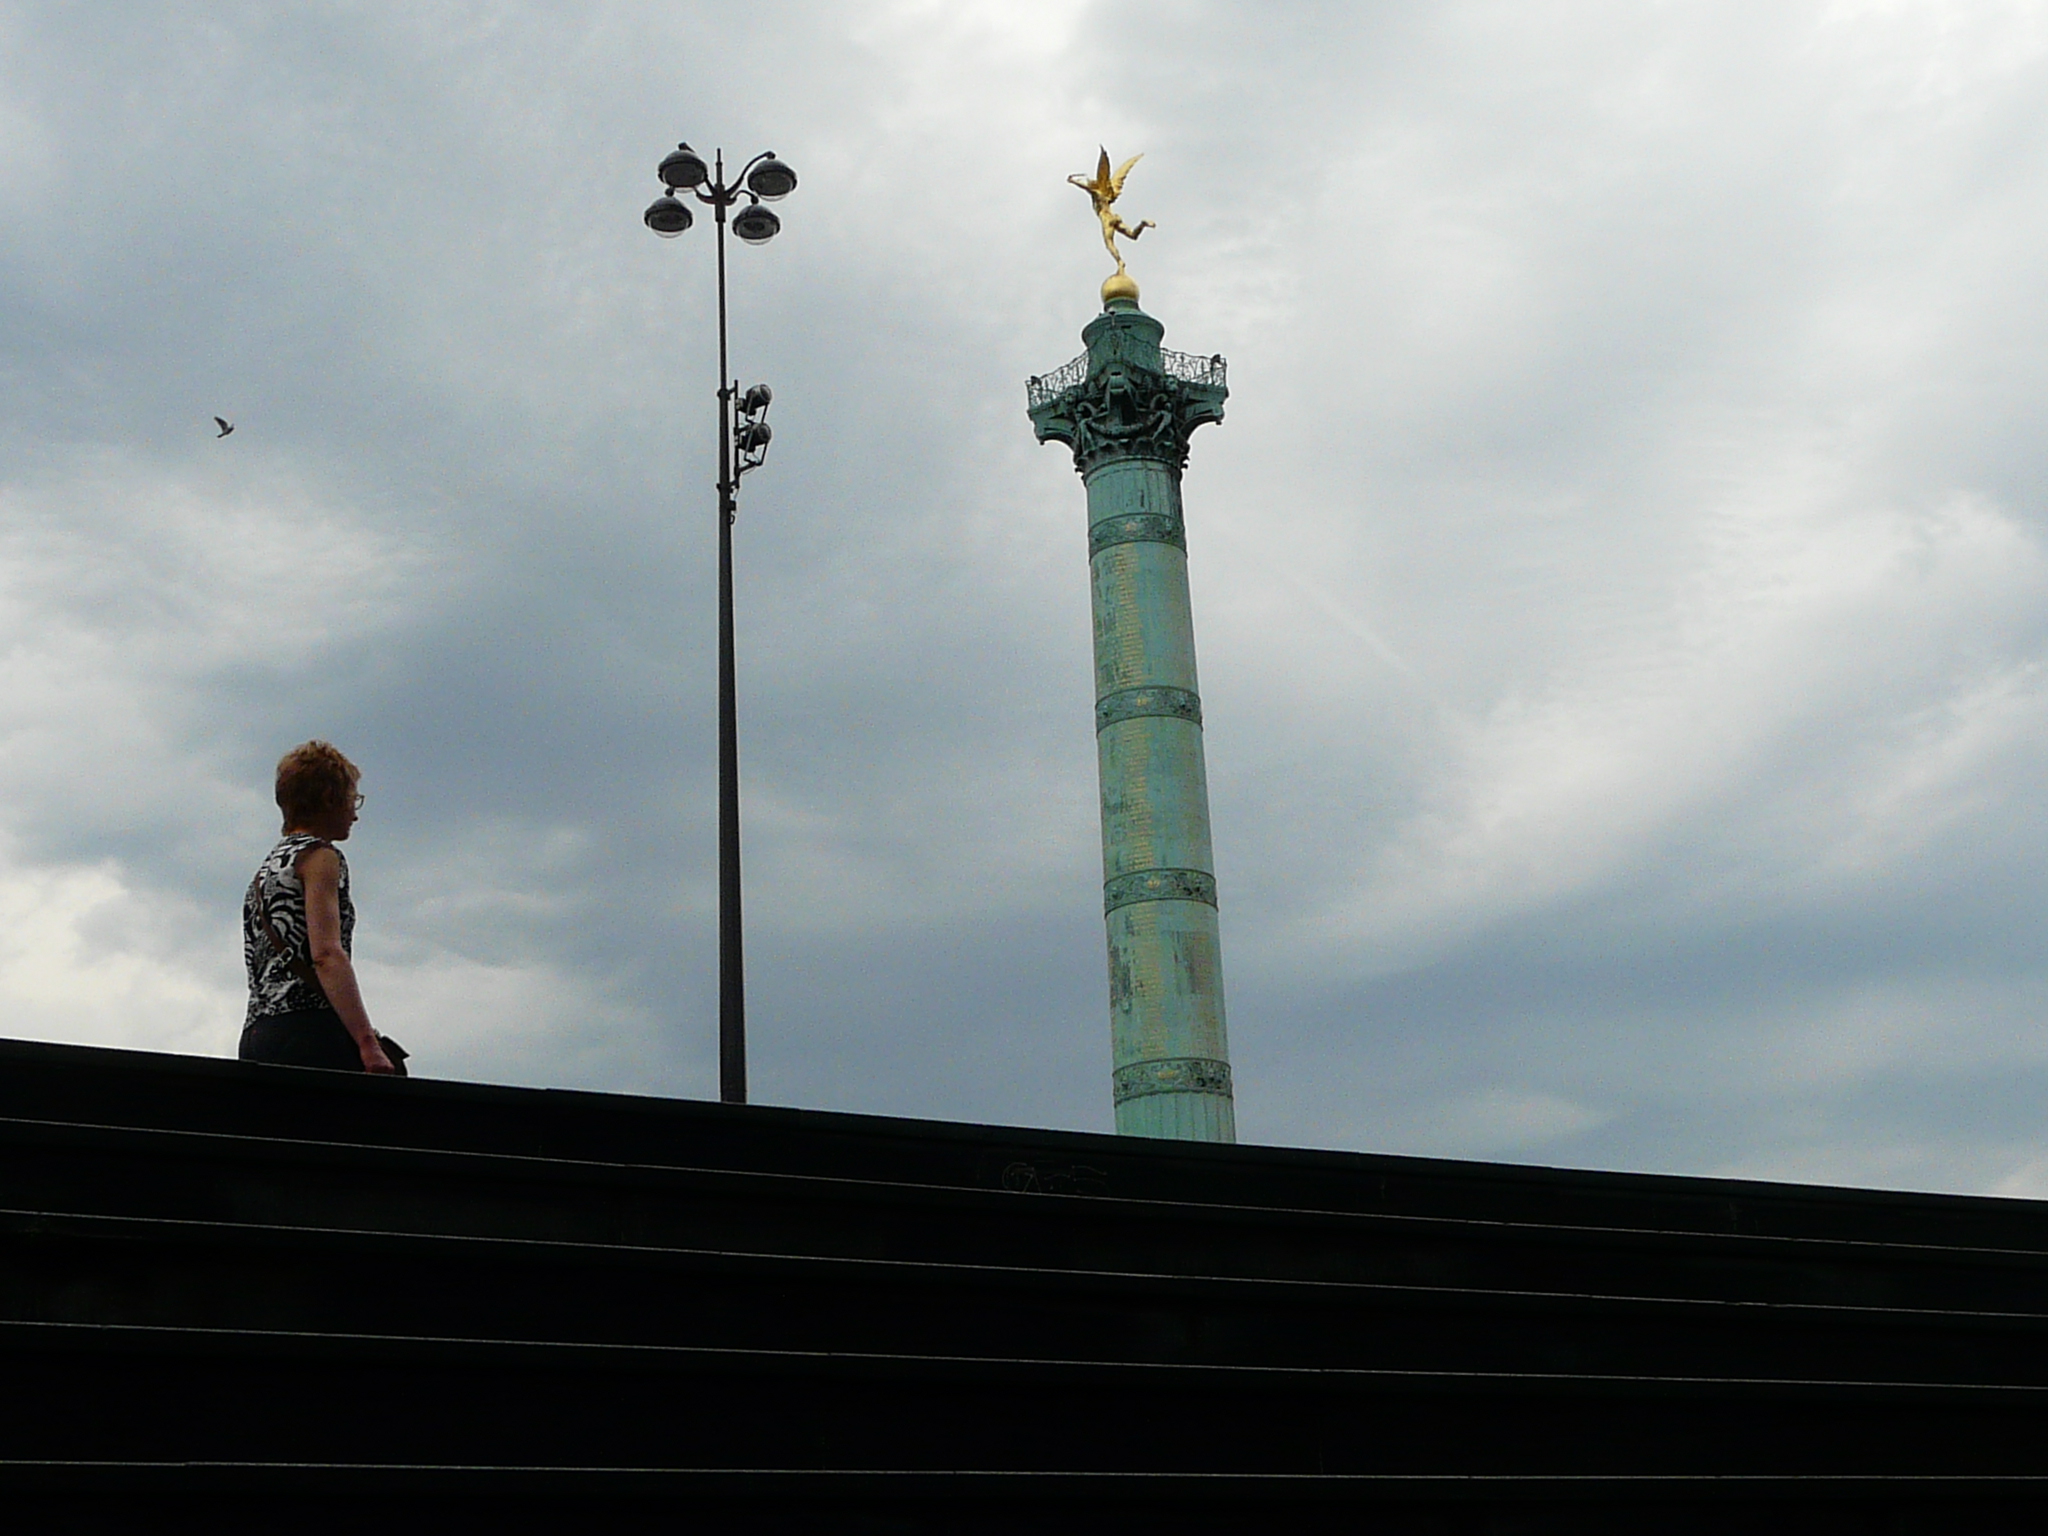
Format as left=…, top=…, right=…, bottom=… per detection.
left=275, top=741, right=361, bottom=827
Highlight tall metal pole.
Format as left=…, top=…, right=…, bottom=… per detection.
left=712, top=150, right=747, bottom=1105
left=646, top=139, right=791, bottom=1106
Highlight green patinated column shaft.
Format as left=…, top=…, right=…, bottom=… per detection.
left=1027, top=298, right=1234, bottom=1142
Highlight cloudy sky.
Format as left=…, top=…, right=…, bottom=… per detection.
left=5, top=1, right=2048, bottom=1194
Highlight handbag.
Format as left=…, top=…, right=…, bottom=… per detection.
left=250, top=875, right=410, bottom=1076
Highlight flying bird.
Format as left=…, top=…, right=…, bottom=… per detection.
left=213, top=417, right=235, bottom=438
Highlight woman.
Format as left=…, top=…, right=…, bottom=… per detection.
left=239, top=740, right=395, bottom=1073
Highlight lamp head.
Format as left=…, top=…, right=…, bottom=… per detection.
left=740, top=384, right=773, bottom=414
left=644, top=195, right=693, bottom=237
left=735, top=420, right=773, bottom=452
left=746, top=156, right=797, bottom=201
left=731, top=201, right=781, bottom=244
left=658, top=144, right=709, bottom=190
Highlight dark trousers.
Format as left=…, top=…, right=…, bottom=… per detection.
left=239, top=1007, right=364, bottom=1072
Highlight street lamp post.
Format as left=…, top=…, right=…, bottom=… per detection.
left=644, top=142, right=796, bottom=1105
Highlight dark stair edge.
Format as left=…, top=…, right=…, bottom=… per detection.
left=18, top=1113, right=2048, bottom=1291
left=17, top=1316, right=2048, bottom=1402
left=8, top=1462, right=2048, bottom=1497
left=16, top=1203, right=2048, bottom=1340
left=10, top=1036, right=2048, bottom=1251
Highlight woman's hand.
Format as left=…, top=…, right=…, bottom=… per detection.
left=359, top=1036, right=397, bottom=1074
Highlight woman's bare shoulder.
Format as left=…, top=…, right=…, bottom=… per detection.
left=294, top=842, right=339, bottom=881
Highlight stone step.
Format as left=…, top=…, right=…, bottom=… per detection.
left=14, top=1037, right=2048, bottom=1520
left=11, top=1114, right=2048, bottom=1318
left=7, top=1039, right=2047, bottom=1257
left=5, top=1464, right=2046, bottom=1535
left=9, top=1320, right=2048, bottom=1478
left=9, top=1206, right=2048, bottom=1385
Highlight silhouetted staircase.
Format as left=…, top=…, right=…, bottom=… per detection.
left=6, top=1035, right=2048, bottom=1531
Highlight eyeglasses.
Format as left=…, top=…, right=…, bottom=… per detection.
left=350, top=792, right=366, bottom=811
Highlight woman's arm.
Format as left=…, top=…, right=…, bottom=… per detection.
left=299, top=846, right=394, bottom=1074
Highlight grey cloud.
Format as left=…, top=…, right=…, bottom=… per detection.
left=3, top=3, right=2048, bottom=1189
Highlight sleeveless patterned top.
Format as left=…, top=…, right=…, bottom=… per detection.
left=243, top=833, right=353, bottom=1023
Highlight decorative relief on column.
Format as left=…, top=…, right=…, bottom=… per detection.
left=1062, top=369, right=1201, bottom=472
left=1113, top=1057, right=1233, bottom=1104
left=1096, top=685, right=1203, bottom=732
left=1027, top=337, right=1226, bottom=475
left=1088, top=512, right=1186, bottom=558
left=1103, top=867, right=1218, bottom=914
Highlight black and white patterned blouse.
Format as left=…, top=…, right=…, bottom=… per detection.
left=243, top=833, right=353, bottom=1023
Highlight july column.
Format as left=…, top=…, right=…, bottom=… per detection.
left=1028, top=292, right=1235, bottom=1142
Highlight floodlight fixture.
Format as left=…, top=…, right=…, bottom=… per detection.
left=644, top=195, right=692, bottom=237
left=659, top=144, right=710, bottom=189
left=731, top=202, right=780, bottom=244
left=745, top=157, right=797, bottom=201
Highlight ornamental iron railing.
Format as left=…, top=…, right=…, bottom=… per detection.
left=1026, top=353, right=1088, bottom=410
left=1161, top=348, right=1227, bottom=389
left=1027, top=348, right=1228, bottom=411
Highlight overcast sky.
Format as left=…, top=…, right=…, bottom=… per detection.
left=5, top=1, right=2048, bottom=1194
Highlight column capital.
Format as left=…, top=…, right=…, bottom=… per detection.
left=1027, top=305, right=1227, bottom=476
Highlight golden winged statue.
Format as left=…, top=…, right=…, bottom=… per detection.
left=1069, top=148, right=1155, bottom=277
